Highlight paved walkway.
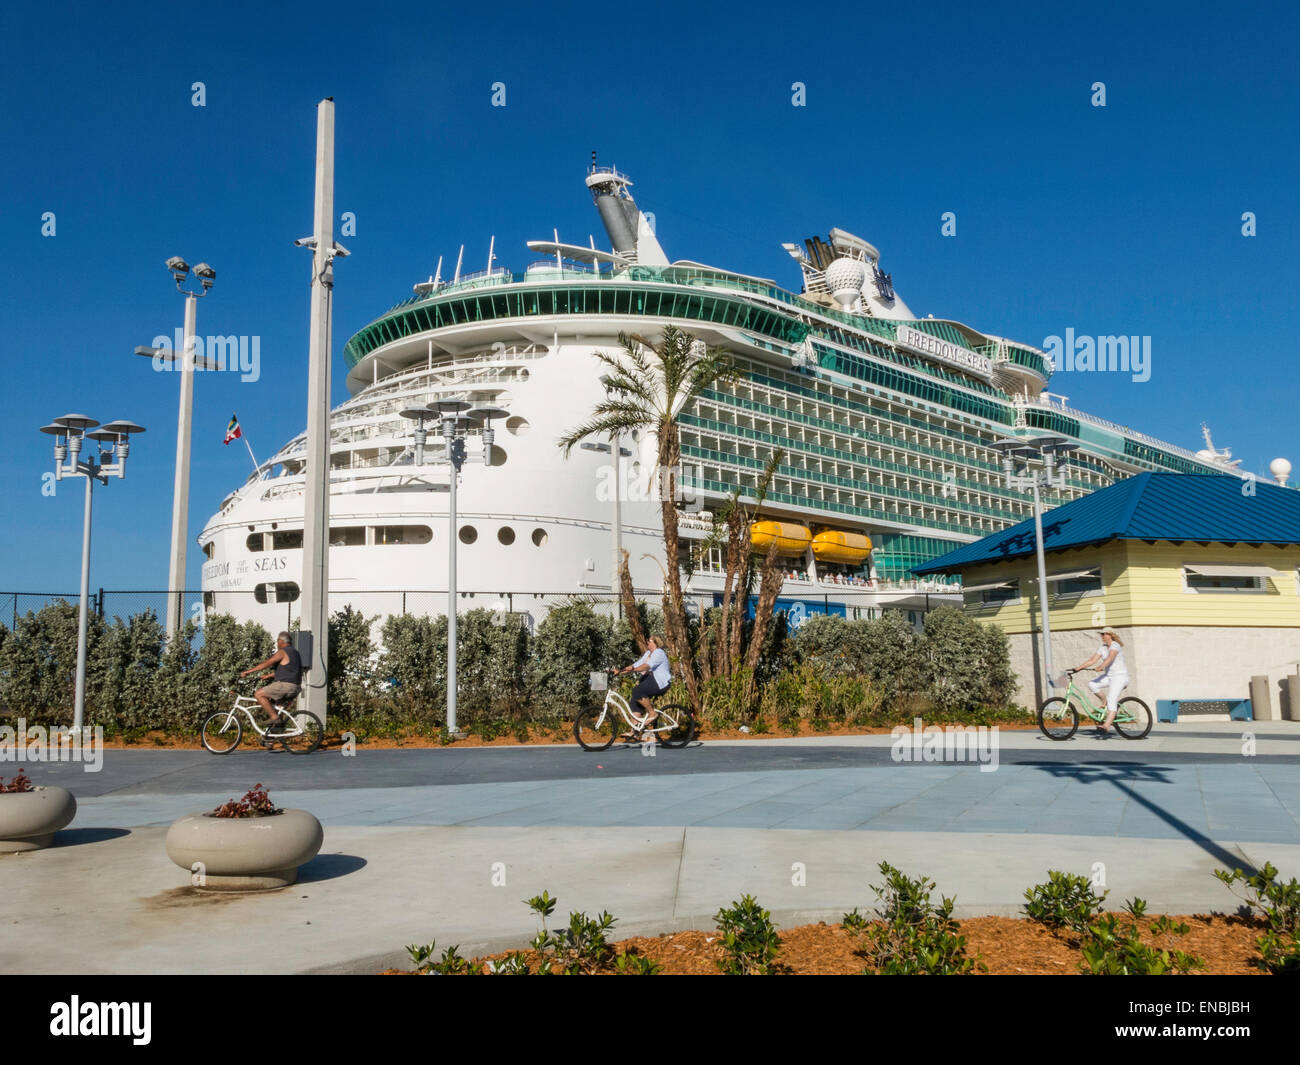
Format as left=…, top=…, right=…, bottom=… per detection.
left=3, top=722, right=1298, bottom=973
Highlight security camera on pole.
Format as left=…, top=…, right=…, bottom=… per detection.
left=39, top=416, right=146, bottom=734
left=989, top=434, right=1078, bottom=701
left=145, top=256, right=215, bottom=640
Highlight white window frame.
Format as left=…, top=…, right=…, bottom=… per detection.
left=1182, top=563, right=1272, bottom=594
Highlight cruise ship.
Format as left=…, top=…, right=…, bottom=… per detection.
left=198, top=165, right=1242, bottom=633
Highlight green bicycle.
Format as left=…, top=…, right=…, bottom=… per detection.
left=1037, top=668, right=1152, bottom=741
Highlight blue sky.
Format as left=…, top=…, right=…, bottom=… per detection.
left=1, top=0, right=1296, bottom=591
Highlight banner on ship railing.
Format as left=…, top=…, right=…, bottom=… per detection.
left=895, top=325, right=994, bottom=380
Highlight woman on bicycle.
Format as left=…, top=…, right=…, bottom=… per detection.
left=615, top=634, right=672, bottom=741
left=1074, top=627, right=1130, bottom=739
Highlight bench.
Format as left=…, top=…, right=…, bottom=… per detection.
left=1156, top=698, right=1252, bottom=723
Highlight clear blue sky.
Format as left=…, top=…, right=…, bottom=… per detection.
left=1, top=0, right=1296, bottom=591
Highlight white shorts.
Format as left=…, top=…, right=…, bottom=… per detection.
left=1088, top=674, right=1129, bottom=716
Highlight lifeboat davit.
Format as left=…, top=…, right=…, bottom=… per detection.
left=810, top=529, right=872, bottom=565
left=750, top=521, right=812, bottom=556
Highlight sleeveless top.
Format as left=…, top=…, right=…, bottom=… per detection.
left=274, top=645, right=303, bottom=685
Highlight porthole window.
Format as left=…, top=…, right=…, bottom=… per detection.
left=531, top=528, right=548, bottom=547
left=498, top=526, right=516, bottom=545
left=254, top=581, right=300, bottom=604
left=246, top=532, right=267, bottom=552
left=459, top=525, right=478, bottom=545
left=506, top=415, right=530, bottom=436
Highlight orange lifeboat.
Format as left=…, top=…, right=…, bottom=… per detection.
left=810, top=529, right=872, bottom=565
left=749, top=521, right=812, bottom=557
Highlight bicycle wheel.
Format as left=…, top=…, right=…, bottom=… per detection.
left=1037, top=697, right=1078, bottom=740
left=574, top=706, right=617, bottom=751
left=201, top=711, right=242, bottom=754
left=656, top=704, right=696, bottom=748
left=1113, top=697, right=1153, bottom=740
left=280, top=710, right=323, bottom=754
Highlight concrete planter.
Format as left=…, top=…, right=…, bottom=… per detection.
left=165, top=809, right=323, bottom=891
left=0, top=786, right=77, bottom=853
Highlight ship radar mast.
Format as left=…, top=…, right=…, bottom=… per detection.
left=1196, top=423, right=1242, bottom=469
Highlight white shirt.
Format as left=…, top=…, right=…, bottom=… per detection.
left=634, top=647, right=672, bottom=689
left=1096, top=641, right=1128, bottom=678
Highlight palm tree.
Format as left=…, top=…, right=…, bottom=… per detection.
left=559, top=326, right=739, bottom=705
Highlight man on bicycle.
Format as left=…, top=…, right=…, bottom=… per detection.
left=240, top=631, right=302, bottom=732
left=614, top=634, right=672, bottom=741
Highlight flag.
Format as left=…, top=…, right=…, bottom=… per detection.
left=224, top=414, right=242, bottom=445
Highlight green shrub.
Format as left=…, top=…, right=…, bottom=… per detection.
left=526, top=891, right=619, bottom=975
left=1024, top=870, right=1109, bottom=932
left=1216, top=862, right=1300, bottom=973
left=921, top=606, right=1017, bottom=712
left=714, top=895, right=782, bottom=975
left=1078, top=899, right=1203, bottom=975
left=846, top=862, right=975, bottom=975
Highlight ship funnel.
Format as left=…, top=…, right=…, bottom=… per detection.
left=586, top=163, right=669, bottom=266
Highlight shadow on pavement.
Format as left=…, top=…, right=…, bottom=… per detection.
left=1023, top=760, right=1257, bottom=874
left=51, top=827, right=132, bottom=847
left=297, top=853, right=367, bottom=884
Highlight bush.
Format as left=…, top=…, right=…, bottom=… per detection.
left=1078, top=899, right=1203, bottom=975
left=844, top=862, right=975, bottom=975
left=1216, top=862, right=1300, bottom=973
left=1023, top=870, right=1108, bottom=932
left=527, top=603, right=616, bottom=719
left=714, top=895, right=782, bottom=975
left=921, top=606, right=1017, bottom=712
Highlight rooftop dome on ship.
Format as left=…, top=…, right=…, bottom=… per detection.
left=823, top=256, right=867, bottom=312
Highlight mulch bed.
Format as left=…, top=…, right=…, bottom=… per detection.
left=388, top=913, right=1269, bottom=975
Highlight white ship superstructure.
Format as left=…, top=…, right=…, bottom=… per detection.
left=199, top=165, right=1244, bottom=633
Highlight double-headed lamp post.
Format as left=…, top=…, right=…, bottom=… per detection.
left=155, top=256, right=215, bottom=640
left=401, top=399, right=506, bottom=737
left=989, top=435, right=1078, bottom=700
left=39, top=415, right=146, bottom=734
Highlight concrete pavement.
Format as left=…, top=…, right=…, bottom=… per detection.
left=2, top=721, right=1298, bottom=973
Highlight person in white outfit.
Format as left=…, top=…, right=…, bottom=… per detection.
left=1074, top=627, right=1129, bottom=738
left=615, top=634, right=673, bottom=741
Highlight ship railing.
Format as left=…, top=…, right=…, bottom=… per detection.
left=1012, top=394, right=1214, bottom=465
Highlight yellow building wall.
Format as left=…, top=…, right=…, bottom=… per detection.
left=957, top=540, right=1300, bottom=634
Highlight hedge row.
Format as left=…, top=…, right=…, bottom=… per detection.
left=0, top=601, right=1018, bottom=737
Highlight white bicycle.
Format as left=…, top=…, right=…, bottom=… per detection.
left=573, top=669, right=696, bottom=751
left=200, top=682, right=323, bottom=755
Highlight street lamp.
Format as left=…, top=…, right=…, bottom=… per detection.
left=142, top=256, right=215, bottom=640
left=409, top=399, right=503, bottom=736
left=989, top=434, right=1078, bottom=700
left=39, top=415, right=146, bottom=733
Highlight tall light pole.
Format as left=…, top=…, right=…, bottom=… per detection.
left=405, top=399, right=503, bottom=737
left=990, top=435, right=1077, bottom=701
left=296, top=97, right=350, bottom=728
left=156, top=256, right=215, bottom=640
left=39, top=416, right=146, bottom=733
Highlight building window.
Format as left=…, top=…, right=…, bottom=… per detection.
left=1047, top=567, right=1103, bottom=599
left=962, top=578, right=1020, bottom=608
left=497, top=526, right=516, bottom=545
left=272, top=529, right=303, bottom=550
left=459, top=525, right=478, bottom=545
left=1183, top=565, right=1268, bottom=593
left=246, top=532, right=267, bottom=552
left=202, top=542, right=214, bottom=559
left=531, top=528, right=548, bottom=547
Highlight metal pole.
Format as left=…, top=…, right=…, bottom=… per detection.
left=300, top=98, right=335, bottom=727
left=447, top=457, right=458, bottom=734
left=72, top=473, right=94, bottom=733
left=165, top=293, right=198, bottom=639
left=1031, top=478, right=1055, bottom=695
left=612, top=432, right=622, bottom=616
